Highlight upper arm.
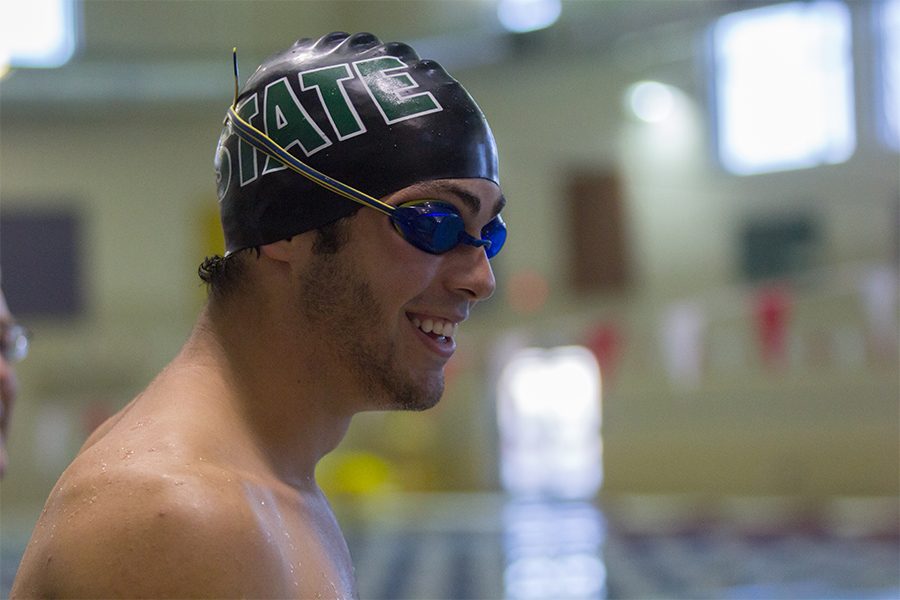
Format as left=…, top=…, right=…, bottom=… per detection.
left=12, top=470, right=293, bottom=599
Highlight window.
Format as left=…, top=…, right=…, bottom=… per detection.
left=711, top=1, right=855, bottom=175
left=878, top=0, right=900, bottom=151
left=0, top=0, right=78, bottom=69
left=496, top=346, right=602, bottom=500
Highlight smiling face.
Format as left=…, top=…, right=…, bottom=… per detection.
left=294, top=177, right=504, bottom=411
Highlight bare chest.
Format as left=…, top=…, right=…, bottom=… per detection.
left=249, top=487, right=357, bottom=599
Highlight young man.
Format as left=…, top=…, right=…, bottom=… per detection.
left=12, top=32, right=506, bottom=598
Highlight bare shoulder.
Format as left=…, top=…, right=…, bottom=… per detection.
left=11, top=454, right=294, bottom=599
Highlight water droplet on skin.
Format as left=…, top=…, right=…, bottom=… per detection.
left=174, top=480, right=185, bottom=486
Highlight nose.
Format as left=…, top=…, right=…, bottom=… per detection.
left=447, top=244, right=496, bottom=301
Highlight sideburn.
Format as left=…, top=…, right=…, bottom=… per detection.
left=311, top=215, right=355, bottom=255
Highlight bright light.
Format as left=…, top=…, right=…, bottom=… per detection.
left=880, top=0, right=900, bottom=150
left=0, top=0, right=77, bottom=68
left=712, top=1, right=855, bottom=175
left=0, top=46, right=10, bottom=80
left=627, top=81, right=676, bottom=123
left=497, top=345, right=602, bottom=500
left=503, top=501, right=607, bottom=600
left=497, top=0, right=562, bottom=34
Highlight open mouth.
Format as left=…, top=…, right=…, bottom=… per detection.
left=409, top=315, right=458, bottom=343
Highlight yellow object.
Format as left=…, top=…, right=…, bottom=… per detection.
left=318, top=451, right=393, bottom=496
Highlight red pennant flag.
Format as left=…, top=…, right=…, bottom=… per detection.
left=755, top=285, right=792, bottom=369
left=585, top=322, right=623, bottom=386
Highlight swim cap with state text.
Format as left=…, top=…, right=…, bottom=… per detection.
left=214, top=31, right=499, bottom=254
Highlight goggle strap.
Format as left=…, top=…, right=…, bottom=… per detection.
left=232, top=47, right=240, bottom=109
left=225, top=49, right=393, bottom=217
left=227, top=107, right=394, bottom=217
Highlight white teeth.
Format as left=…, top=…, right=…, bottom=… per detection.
left=410, top=316, right=458, bottom=338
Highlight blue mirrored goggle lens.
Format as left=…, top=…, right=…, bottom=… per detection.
left=391, top=202, right=506, bottom=258
left=481, top=214, right=507, bottom=259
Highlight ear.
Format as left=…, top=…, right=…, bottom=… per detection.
left=259, top=237, right=304, bottom=263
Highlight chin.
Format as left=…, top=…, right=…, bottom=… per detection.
left=410, top=373, right=445, bottom=411
left=374, top=374, right=444, bottom=412
left=404, top=391, right=442, bottom=412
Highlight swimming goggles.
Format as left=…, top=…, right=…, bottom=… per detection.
left=225, top=50, right=507, bottom=259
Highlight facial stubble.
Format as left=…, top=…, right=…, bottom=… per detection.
left=297, top=249, right=444, bottom=411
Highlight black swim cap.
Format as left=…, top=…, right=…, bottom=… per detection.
left=215, top=31, right=500, bottom=254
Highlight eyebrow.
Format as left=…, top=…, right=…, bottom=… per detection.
left=417, top=181, right=507, bottom=218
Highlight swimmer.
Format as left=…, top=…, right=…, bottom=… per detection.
left=11, top=32, right=506, bottom=598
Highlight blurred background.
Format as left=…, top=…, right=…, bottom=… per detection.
left=1, top=0, right=898, bottom=598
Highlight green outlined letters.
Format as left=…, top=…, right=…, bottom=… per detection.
left=262, top=77, right=331, bottom=174
left=353, top=57, right=442, bottom=124
left=229, top=58, right=444, bottom=189
left=300, top=64, right=366, bottom=141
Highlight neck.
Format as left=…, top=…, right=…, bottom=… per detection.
left=176, top=300, right=357, bottom=488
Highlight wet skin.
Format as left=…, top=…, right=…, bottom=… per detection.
left=10, top=178, right=503, bottom=599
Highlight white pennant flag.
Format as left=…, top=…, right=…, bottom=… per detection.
left=660, top=301, right=707, bottom=390
left=858, top=265, right=899, bottom=359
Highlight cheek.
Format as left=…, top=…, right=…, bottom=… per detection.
left=363, top=219, right=441, bottom=297
left=371, top=253, right=438, bottom=305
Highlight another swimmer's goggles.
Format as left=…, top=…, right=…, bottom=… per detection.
left=225, top=50, right=507, bottom=259
left=0, top=322, right=30, bottom=364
